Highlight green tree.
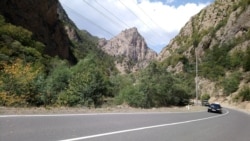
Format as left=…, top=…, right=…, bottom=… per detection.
left=0, top=59, right=43, bottom=106
left=115, top=61, right=191, bottom=108
left=229, top=50, right=244, bottom=69
left=201, top=94, right=210, bottom=101
left=222, top=72, right=241, bottom=96
left=58, top=55, right=109, bottom=107
left=63, top=69, right=107, bottom=107
left=234, top=86, right=250, bottom=102
left=243, top=47, right=250, bottom=71
left=117, top=84, right=146, bottom=107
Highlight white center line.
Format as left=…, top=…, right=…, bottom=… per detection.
left=59, top=110, right=229, bottom=141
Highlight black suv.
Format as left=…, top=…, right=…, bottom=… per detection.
left=207, top=103, right=222, bottom=114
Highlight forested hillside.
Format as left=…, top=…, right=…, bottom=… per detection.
left=0, top=13, right=190, bottom=108
left=0, top=15, right=117, bottom=107
left=0, top=0, right=190, bottom=108
left=1, top=0, right=249, bottom=109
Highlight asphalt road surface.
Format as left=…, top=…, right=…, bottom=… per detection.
left=0, top=108, right=249, bottom=141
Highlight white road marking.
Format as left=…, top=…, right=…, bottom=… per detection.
left=59, top=110, right=229, bottom=141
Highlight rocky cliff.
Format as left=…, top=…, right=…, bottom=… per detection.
left=0, top=0, right=77, bottom=64
left=157, top=0, right=250, bottom=103
left=158, top=0, right=250, bottom=62
left=98, top=27, right=157, bottom=73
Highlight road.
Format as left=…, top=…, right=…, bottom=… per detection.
left=0, top=108, right=249, bottom=141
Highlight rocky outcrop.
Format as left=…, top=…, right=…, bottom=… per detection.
left=157, top=0, right=250, bottom=98
left=98, top=27, right=157, bottom=73
left=158, top=0, right=250, bottom=62
left=0, top=0, right=77, bottom=64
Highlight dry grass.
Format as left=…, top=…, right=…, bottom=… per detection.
left=0, top=105, right=206, bottom=115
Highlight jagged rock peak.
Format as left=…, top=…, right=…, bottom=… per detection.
left=121, top=27, right=140, bottom=40
left=98, top=27, right=157, bottom=73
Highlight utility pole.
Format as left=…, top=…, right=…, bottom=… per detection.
left=195, top=48, right=199, bottom=105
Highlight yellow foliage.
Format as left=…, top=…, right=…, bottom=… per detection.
left=2, top=58, right=42, bottom=84
left=0, top=59, right=43, bottom=106
left=0, top=92, right=27, bottom=106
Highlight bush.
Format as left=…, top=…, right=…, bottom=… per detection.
left=235, top=86, right=250, bottom=102
left=222, top=72, right=241, bottom=96
left=0, top=24, right=32, bottom=46
left=116, top=85, right=147, bottom=108
left=229, top=50, right=244, bottom=68
left=243, top=47, right=250, bottom=71
left=114, top=62, right=192, bottom=108
left=200, top=63, right=225, bottom=80
left=201, top=93, right=210, bottom=101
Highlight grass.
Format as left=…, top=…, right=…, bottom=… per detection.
left=0, top=105, right=207, bottom=115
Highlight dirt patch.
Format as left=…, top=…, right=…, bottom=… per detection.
left=0, top=105, right=206, bottom=115
left=223, top=102, right=250, bottom=114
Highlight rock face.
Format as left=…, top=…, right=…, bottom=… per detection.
left=0, top=0, right=77, bottom=64
left=157, top=0, right=250, bottom=97
left=158, top=0, right=250, bottom=62
left=98, top=27, right=157, bottom=73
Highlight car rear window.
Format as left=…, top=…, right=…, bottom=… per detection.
left=211, top=104, right=221, bottom=108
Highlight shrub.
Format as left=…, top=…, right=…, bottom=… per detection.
left=243, top=47, right=250, bottom=71
left=229, top=50, right=244, bottom=68
left=222, top=72, right=241, bottom=96
left=200, top=63, right=225, bottom=81
left=201, top=93, right=210, bottom=101
left=116, top=85, right=147, bottom=108
left=0, top=24, right=32, bottom=46
left=235, top=86, right=250, bottom=102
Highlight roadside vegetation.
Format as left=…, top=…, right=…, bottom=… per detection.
left=0, top=15, right=191, bottom=108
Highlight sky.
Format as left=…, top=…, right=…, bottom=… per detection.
left=59, top=0, right=214, bottom=53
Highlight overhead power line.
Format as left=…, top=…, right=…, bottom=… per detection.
left=61, top=0, right=168, bottom=50
left=82, top=0, right=125, bottom=30
left=84, top=0, right=160, bottom=46
left=60, top=2, right=116, bottom=37
left=136, top=4, right=168, bottom=35
left=118, top=0, right=164, bottom=39
left=61, top=1, right=148, bottom=44
left=94, top=0, right=131, bottom=29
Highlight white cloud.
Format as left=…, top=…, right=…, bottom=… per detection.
left=60, top=0, right=210, bottom=53
left=165, top=0, right=175, bottom=4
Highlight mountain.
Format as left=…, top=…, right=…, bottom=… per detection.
left=0, top=0, right=77, bottom=64
left=1, top=0, right=249, bottom=108
left=157, top=0, right=250, bottom=105
left=98, top=27, right=157, bottom=73
left=0, top=0, right=117, bottom=107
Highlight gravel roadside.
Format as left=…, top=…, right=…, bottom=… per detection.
left=0, top=105, right=207, bottom=115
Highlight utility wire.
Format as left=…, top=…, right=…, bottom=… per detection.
left=61, top=2, right=115, bottom=37
left=136, top=3, right=168, bottom=35
left=82, top=0, right=125, bottom=30
left=85, top=0, right=158, bottom=47
left=118, top=0, right=164, bottom=39
left=61, top=1, right=153, bottom=46
left=61, top=0, right=165, bottom=51
left=94, top=0, right=131, bottom=29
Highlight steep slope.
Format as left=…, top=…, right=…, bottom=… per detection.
left=0, top=0, right=77, bottom=64
left=158, top=0, right=250, bottom=62
left=98, top=27, right=157, bottom=73
left=157, top=0, right=250, bottom=104
left=0, top=0, right=118, bottom=107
